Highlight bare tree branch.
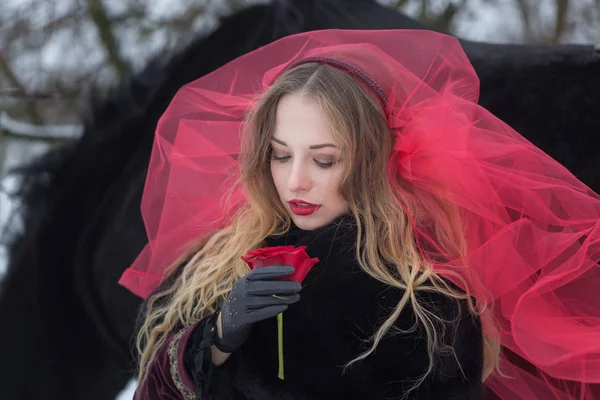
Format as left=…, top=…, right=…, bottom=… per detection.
left=143, top=5, right=207, bottom=31
left=0, top=88, right=67, bottom=100
left=0, top=51, right=42, bottom=125
left=87, top=0, right=130, bottom=80
left=0, top=128, right=6, bottom=175
left=0, top=112, right=81, bottom=142
left=431, top=2, right=462, bottom=33
left=514, top=0, right=534, bottom=41
left=418, top=0, right=429, bottom=22
left=551, top=0, right=570, bottom=43
left=1, top=17, right=31, bottom=47
left=395, top=0, right=463, bottom=34
left=39, top=9, right=84, bottom=34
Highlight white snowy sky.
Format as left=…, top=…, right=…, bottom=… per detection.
left=1, top=0, right=595, bottom=95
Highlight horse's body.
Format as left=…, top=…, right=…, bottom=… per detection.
left=1, top=1, right=598, bottom=399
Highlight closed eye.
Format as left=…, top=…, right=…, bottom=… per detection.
left=271, top=155, right=291, bottom=162
left=271, top=154, right=336, bottom=169
left=315, top=160, right=334, bottom=169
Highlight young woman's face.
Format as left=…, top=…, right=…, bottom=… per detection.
left=270, top=93, right=349, bottom=231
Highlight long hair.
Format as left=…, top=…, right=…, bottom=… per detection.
left=135, top=62, right=500, bottom=389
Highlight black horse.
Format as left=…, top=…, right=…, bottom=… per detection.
left=1, top=1, right=599, bottom=399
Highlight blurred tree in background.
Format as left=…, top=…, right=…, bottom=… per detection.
left=0, top=0, right=599, bottom=145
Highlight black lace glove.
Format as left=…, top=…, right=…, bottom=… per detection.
left=214, top=265, right=301, bottom=353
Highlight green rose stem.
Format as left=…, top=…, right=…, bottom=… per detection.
left=272, top=295, right=288, bottom=380
left=242, top=250, right=318, bottom=381
left=277, top=312, right=284, bottom=380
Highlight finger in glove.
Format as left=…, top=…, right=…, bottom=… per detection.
left=246, top=265, right=296, bottom=280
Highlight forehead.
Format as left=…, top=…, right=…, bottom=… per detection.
left=272, top=93, right=336, bottom=146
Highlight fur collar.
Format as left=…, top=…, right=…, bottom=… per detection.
left=217, top=214, right=484, bottom=400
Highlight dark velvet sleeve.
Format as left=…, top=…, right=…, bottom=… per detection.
left=133, top=251, right=223, bottom=399
left=134, top=320, right=204, bottom=400
left=183, top=313, right=225, bottom=400
left=132, top=263, right=215, bottom=399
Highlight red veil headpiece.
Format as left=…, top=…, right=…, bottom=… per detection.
left=119, top=29, right=600, bottom=399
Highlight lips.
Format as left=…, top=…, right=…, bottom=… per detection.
left=289, top=199, right=317, bottom=207
left=288, top=199, right=320, bottom=216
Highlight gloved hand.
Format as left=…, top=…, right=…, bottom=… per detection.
left=214, top=265, right=301, bottom=353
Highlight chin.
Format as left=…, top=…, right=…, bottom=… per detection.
left=289, top=211, right=339, bottom=231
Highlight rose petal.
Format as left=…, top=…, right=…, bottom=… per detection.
left=241, top=245, right=319, bottom=283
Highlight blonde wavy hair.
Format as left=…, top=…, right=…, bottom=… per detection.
left=136, top=62, right=500, bottom=390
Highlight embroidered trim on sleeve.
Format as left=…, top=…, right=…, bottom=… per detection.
left=168, top=328, right=196, bottom=400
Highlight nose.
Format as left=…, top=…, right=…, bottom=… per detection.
left=286, top=160, right=311, bottom=192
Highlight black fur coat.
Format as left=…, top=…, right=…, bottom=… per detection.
left=186, top=215, right=484, bottom=400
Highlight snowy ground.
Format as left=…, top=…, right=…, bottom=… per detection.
left=115, top=379, right=137, bottom=400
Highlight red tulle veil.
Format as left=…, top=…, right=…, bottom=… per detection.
left=118, top=29, right=600, bottom=399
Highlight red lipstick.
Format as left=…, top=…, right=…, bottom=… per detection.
left=288, top=199, right=320, bottom=216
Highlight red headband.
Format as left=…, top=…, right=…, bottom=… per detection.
left=288, top=56, right=388, bottom=106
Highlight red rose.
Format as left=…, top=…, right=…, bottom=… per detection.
left=242, top=245, right=318, bottom=380
left=241, top=245, right=319, bottom=283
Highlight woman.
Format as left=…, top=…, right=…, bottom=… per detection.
left=124, top=30, right=600, bottom=400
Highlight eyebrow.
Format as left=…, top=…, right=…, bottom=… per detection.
left=271, top=137, right=337, bottom=150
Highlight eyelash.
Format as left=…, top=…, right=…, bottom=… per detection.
left=271, top=155, right=334, bottom=169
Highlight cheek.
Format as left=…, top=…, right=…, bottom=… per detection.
left=270, top=162, right=283, bottom=192
left=320, top=170, right=345, bottom=200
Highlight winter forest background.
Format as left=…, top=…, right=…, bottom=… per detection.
left=1, top=0, right=599, bottom=398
